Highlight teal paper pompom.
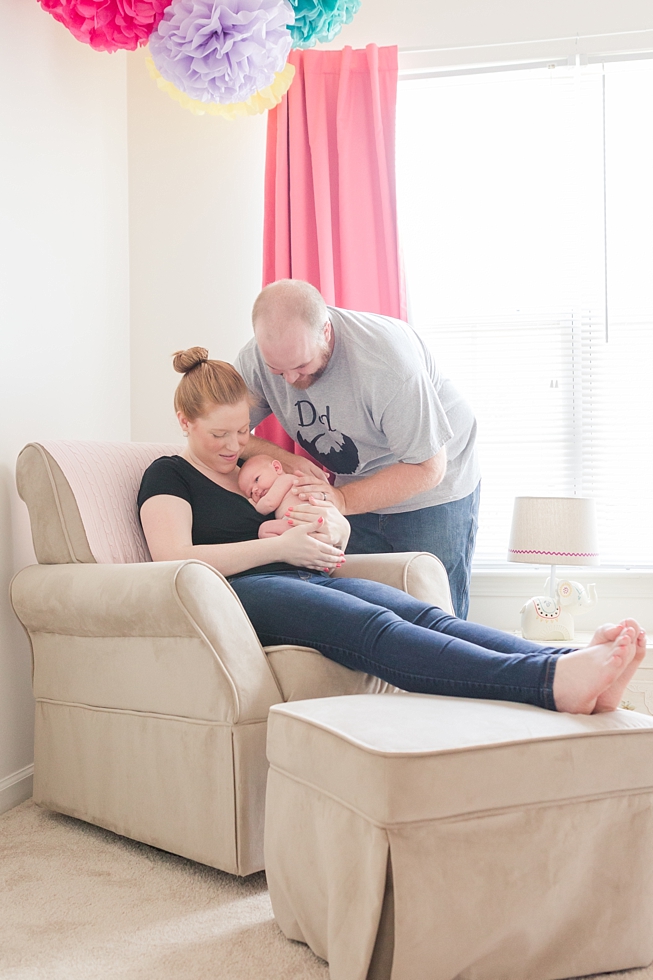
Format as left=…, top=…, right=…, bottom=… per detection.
left=289, top=0, right=361, bottom=49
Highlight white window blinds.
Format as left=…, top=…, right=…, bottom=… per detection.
left=397, top=59, right=653, bottom=567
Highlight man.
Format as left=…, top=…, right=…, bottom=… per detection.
left=235, top=279, right=480, bottom=618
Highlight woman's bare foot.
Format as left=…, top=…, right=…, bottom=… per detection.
left=587, top=622, right=622, bottom=646
left=553, top=628, right=636, bottom=714
left=594, top=620, right=647, bottom=712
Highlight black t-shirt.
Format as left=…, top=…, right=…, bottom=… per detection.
left=137, top=455, right=296, bottom=577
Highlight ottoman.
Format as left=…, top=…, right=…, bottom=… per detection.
left=264, top=693, right=653, bottom=980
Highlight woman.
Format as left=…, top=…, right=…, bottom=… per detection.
left=138, top=348, right=646, bottom=715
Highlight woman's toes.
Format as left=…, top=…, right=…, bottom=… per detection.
left=553, top=630, right=636, bottom=715
left=625, top=622, right=647, bottom=664
left=588, top=623, right=621, bottom=646
left=594, top=629, right=639, bottom=713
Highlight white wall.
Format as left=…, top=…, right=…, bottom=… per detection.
left=0, top=2, right=130, bottom=812
left=127, top=50, right=267, bottom=443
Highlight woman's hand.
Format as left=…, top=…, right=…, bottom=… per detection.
left=285, top=497, right=351, bottom=551
left=277, top=517, right=345, bottom=571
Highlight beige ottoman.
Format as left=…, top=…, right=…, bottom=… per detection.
left=265, top=693, right=653, bottom=980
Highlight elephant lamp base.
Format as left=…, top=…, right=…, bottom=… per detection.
left=520, top=574, right=598, bottom=642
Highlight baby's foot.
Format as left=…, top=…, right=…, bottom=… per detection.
left=553, top=628, right=636, bottom=714
left=594, top=620, right=647, bottom=712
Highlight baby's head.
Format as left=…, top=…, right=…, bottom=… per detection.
left=238, top=454, right=284, bottom=502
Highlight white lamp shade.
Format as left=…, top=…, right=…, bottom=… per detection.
left=508, top=497, right=599, bottom=566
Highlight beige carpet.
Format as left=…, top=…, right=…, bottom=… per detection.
left=0, top=800, right=328, bottom=980
left=1, top=799, right=651, bottom=980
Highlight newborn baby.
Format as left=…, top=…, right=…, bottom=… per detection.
left=238, top=454, right=298, bottom=538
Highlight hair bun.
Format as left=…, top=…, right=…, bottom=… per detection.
left=172, top=347, right=209, bottom=374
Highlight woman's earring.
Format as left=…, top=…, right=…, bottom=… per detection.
left=182, top=431, right=189, bottom=438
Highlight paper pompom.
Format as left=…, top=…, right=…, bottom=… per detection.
left=146, top=54, right=295, bottom=117
left=288, top=0, right=360, bottom=49
left=149, top=0, right=294, bottom=105
left=38, top=0, right=167, bottom=52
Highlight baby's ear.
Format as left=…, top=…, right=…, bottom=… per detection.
left=272, top=459, right=283, bottom=474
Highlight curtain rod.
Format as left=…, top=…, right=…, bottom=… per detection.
left=399, top=27, right=653, bottom=57
left=399, top=49, right=653, bottom=80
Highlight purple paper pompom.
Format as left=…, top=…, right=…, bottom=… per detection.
left=149, top=0, right=294, bottom=105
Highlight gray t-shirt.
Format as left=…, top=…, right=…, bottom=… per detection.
left=235, top=306, right=480, bottom=515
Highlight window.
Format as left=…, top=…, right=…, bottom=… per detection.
left=397, top=59, right=653, bottom=567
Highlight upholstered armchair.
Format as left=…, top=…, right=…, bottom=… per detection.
left=11, top=441, right=453, bottom=876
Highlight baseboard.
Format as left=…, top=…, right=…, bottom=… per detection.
left=0, top=764, right=34, bottom=815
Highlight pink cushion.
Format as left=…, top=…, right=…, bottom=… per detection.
left=41, top=441, right=182, bottom=564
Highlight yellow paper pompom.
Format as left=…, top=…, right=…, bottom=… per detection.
left=145, top=55, right=295, bottom=118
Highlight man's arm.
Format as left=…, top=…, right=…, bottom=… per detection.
left=291, top=446, right=447, bottom=516
left=240, top=434, right=329, bottom=483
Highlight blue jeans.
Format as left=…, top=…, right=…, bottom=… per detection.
left=229, top=571, right=573, bottom=710
left=345, top=483, right=480, bottom=620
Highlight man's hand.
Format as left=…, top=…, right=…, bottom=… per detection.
left=283, top=457, right=329, bottom=483
left=291, top=473, right=346, bottom=512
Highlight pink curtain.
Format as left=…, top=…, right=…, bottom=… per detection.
left=256, top=44, right=404, bottom=453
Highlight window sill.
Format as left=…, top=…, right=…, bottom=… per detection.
left=468, top=565, right=653, bottom=632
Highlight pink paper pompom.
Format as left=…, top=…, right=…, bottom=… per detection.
left=38, top=0, right=168, bottom=53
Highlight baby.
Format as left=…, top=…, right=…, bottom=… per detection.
left=238, top=454, right=298, bottom=538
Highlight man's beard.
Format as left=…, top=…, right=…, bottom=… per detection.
left=290, top=341, right=332, bottom=390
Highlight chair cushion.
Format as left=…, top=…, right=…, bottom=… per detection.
left=265, top=646, right=396, bottom=702
left=17, top=441, right=181, bottom=564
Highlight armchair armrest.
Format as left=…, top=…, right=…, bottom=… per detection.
left=11, top=560, right=284, bottom=724
left=332, top=552, right=453, bottom=613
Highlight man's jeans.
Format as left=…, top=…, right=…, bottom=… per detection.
left=229, top=570, right=567, bottom=710
left=345, top=482, right=481, bottom=619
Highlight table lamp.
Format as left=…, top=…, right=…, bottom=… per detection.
left=508, top=497, right=599, bottom=640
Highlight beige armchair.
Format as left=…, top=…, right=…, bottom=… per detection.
left=11, top=441, right=453, bottom=876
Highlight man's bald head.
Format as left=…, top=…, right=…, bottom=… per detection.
left=251, top=280, right=333, bottom=389
left=252, top=280, right=328, bottom=340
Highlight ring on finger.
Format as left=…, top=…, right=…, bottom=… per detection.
left=322, top=491, right=327, bottom=500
